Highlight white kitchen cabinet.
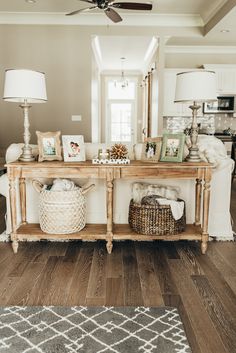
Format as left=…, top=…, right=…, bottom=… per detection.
left=204, top=65, right=236, bottom=95
left=216, top=70, right=236, bottom=94
left=163, top=69, right=201, bottom=117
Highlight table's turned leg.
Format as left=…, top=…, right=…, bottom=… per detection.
left=106, top=234, right=113, bottom=254
left=106, top=169, right=114, bottom=254
left=201, top=169, right=211, bottom=254
left=19, top=177, right=27, bottom=225
left=195, top=178, right=202, bottom=226
left=9, top=176, right=19, bottom=254
left=12, top=240, right=19, bottom=254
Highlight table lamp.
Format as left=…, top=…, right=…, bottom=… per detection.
left=3, top=69, right=47, bottom=162
left=174, top=70, right=217, bottom=162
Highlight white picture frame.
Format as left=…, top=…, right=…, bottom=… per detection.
left=62, top=135, right=86, bottom=162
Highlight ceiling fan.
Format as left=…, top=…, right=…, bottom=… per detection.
left=66, top=0, right=153, bottom=23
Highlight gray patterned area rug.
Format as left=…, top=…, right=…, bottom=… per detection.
left=0, top=306, right=192, bottom=353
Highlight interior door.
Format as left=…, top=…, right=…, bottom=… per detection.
left=107, top=100, right=135, bottom=144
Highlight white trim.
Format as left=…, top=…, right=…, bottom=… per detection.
left=144, top=37, right=158, bottom=62
left=203, top=0, right=228, bottom=24
left=0, top=12, right=203, bottom=27
left=91, top=36, right=103, bottom=72
left=204, top=63, right=236, bottom=69
left=165, top=45, right=236, bottom=54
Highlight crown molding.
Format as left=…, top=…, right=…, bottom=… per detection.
left=204, top=0, right=236, bottom=35
left=203, top=0, right=229, bottom=24
left=165, top=45, right=236, bottom=54
left=0, top=12, right=203, bottom=27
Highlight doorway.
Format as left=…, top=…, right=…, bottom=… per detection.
left=105, top=77, right=137, bottom=144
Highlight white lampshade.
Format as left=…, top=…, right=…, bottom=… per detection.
left=174, top=70, right=217, bottom=103
left=3, top=69, right=47, bottom=103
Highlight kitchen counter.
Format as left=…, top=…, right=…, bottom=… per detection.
left=214, top=134, right=232, bottom=142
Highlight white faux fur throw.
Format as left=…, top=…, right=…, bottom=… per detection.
left=50, top=179, right=79, bottom=191
left=157, top=198, right=185, bottom=220
left=132, top=182, right=180, bottom=204
left=197, top=135, right=234, bottom=170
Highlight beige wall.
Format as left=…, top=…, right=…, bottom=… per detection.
left=0, top=25, right=92, bottom=148
left=165, top=53, right=236, bottom=68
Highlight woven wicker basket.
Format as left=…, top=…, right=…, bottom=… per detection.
left=32, top=180, right=94, bottom=234
left=128, top=199, right=186, bottom=236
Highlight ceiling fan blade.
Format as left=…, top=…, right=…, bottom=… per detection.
left=66, top=5, right=97, bottom=16
left=112, top=2, right=152, bottom=10
left=105, top=8, right=122, bottom=22
left=79, top=0, right=95, bottom=3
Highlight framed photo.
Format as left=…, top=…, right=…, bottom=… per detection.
left=141, top=137, right=162, bottom=163
left=160, top=133, right=185, bottom=163
left=36, top=131, right=62, bottom=162
left=62, top=135, right=86, bottom=162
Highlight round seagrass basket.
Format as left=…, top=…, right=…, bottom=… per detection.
left=32, top=180, right=94, bottom=234
left=128, top=199, right=186, bottom=236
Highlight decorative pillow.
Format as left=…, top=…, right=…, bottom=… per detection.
left=5, top=143, right=38, bottom=163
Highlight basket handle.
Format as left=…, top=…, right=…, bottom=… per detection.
left=32, top=180, right=44, bottom=193
left=82, top=184, right=95, bottom=195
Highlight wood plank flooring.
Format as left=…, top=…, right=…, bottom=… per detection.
left=231, top=178, right=236, bottom=233
left=0, top=196, right=6, bottom=234
left=0, top=240, right=235, bottom=353
left=0, top=182, right=235, bottom=353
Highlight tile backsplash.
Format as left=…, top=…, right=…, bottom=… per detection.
left=163, top=114, right=236, bottom=134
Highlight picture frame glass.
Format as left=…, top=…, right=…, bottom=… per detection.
left=160, top=133, right=185, bottom=162
left=36, top=131, right=62, bottom=162
left=141, top=137, right=162, bottom=162
left=165, top=138, right=180, bottom=158
left=62, top=135, right=86, bottom=162
left=42, top=137, right=56, bottom=156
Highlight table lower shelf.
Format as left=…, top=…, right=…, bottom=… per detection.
left=14, top=223, right=202, bottom=242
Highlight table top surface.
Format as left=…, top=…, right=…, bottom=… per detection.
left=6, top=160, right=213, bottom=169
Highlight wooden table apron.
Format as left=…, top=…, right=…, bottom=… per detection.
left=6, top=161, right=213, bottom=254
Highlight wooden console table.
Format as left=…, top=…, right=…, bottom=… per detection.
left=6, top=160, right=213, bottom=254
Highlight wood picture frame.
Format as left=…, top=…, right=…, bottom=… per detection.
left=141, top=137, right=162, bottom=163
left=62, top=135, right=86, bottom=162
left=36, top=131, right=62, bottom=162
left=160, top=133, right=185, bottom=163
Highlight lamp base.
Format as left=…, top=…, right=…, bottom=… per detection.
left=186, top=103, right=202, bottom=163
left=19, top=146, right=35, bottom=162
left=18, top=102, right=35, bottom=163
left=19, top=155, right=35, bottom=162
left=185, top=148, right=201, bottom=163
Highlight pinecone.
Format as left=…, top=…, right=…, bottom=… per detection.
left=110, top=143, right=128, bottom=160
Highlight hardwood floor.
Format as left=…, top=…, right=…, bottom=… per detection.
left=0, top=196, right=6, bottom=234
left=231, top=179, right=236, bottom=232
left=0, top=240, right=235, bottom=353
left=0, top=183, right=235, bottom=353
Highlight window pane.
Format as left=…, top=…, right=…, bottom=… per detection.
left=110, top=103, right=132, bottom=142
